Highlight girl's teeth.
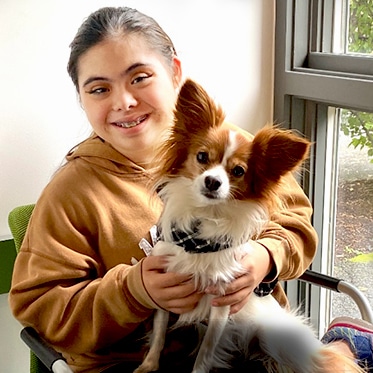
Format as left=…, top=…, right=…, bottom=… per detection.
left=116, top=115, right=146, bottom=128
left=119, top=121, right=137, bottom=128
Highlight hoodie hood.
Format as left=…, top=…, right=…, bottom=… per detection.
left=66, top=135, right=147, bottom=176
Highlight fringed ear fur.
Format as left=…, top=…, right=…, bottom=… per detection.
left=152, top=79, right=223, bottom=177
left=174, top=78, right=225, bottom=134
left=251, top=125, right=311, bottom=183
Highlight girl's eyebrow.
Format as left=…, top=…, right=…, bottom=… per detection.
left=82, top=63, right=148, bottom=88
left=82, top=76, right=108, bottom=87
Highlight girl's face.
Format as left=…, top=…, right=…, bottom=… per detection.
left=77, top=34, right=182, bottom=164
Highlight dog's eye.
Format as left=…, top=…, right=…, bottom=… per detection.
left=197, top=151, right=209, bottom=164
left=231, top=165, right=245, bottom=177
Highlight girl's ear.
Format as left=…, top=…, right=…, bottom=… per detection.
left=78, top=95, right=84, bottom=110
left=172, top=56, right=183, bottom=89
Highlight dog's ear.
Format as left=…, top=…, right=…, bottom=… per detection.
left=251, top=126, right=311, bottom=183
left=174, top=78, right=225, bottom=134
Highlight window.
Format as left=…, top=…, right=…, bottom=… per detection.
left=332, top=108, right=373, bottom=320
left=275, top=0, right=373, bottom=336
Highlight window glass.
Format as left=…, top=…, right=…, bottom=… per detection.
left=347, top=0, right=373, bottom=54
left=331, top=109, right=373, bottom=319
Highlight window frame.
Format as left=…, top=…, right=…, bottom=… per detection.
left=274, top=0, right=373, bottom=335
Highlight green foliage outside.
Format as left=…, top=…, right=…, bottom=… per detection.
left=348, top=0, right=373, bottom=54
left=341, top=0, right=373, bottom=163
left=341, top=110, right=373, bottom=162
left=350, top=252, right=373, bottom=263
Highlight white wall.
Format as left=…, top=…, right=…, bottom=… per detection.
left=0, top=0, right=275, bottom=237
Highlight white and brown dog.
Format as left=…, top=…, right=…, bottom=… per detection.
left=134, top=79, right=363, bottom=373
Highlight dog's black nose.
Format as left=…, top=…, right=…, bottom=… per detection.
left=205, top=175, right=222, bottom=191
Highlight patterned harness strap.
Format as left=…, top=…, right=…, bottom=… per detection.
left=156, top=222, right=277, bottom=297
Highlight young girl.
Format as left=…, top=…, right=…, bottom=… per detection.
left=9, top=6, right=371, bottom=373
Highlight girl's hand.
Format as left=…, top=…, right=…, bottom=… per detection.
left=141, top=255, right=204, bottom=314
left=205, top=241, right=274, bottom=315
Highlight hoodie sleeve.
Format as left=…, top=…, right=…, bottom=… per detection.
left=10, top=250, right=154, bottom=354
left=257, top=173, right=318, bottom=281
left=9, top=163, right=159, bottom=354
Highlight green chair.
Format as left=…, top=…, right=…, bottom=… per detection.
left=8, top=204, right=36, bottom=253
left=8, top=204, right=73, bottom=373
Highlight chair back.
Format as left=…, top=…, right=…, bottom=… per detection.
left=8, top=204, right=50, bottom=373
left=8, top=204, right=35, bottom=252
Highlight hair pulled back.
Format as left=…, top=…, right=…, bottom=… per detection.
left=67, top=7, right=177, bottom=91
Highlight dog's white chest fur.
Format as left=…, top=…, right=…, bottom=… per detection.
left=152, top=239, right=250, bottom=324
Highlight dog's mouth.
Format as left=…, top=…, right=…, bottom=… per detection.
left=200, top=188, right=229, bottom=203
left=202, top=190, right=220, bottom=200
left=112, top=115, right=148, bottom=128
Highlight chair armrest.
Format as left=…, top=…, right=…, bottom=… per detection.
left=299, top=269, right=373, bottom=323
left=299, top=269, right=340, bottom=291
left=20, top=327, right=73, bottom=373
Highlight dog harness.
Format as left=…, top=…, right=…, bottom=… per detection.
left=154, top=222, right=277, bottom=297
left=165, top=221, right=232, bottom=254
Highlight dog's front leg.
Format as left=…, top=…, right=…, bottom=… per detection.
left=134, top=309, right=169, bottom=373
left=192, top=305, right=230, bottom=373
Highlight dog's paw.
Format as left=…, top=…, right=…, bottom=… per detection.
left=133, top=361, right=159, bottom=373
left=192, top=369, right=208, bottom=373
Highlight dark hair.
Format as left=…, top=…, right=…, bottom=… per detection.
left=67, top=7, right=177, bottom=91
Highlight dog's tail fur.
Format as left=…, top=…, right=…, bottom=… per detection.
left=309, top=341, right=366, bottom=373
left=259, top=344, right=365, bottom=373
left=263, top=341, right=366, bottom=373
left=214, top=300, right=367, bottom=373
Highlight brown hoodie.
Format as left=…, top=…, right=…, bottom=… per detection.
left=9, top=127, right=317, bottom=372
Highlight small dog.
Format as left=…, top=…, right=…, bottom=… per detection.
left=134, top=79, right=364, bottom=373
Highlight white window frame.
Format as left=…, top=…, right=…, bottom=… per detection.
left=274, top=0, right=373, bottom=336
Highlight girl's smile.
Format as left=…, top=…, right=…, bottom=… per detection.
left=111, top=114, right=149, bottom=129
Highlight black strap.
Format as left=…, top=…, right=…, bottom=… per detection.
left=157, top=221, right=232, bottom=253
left=254, top=279, right=278, bottom=297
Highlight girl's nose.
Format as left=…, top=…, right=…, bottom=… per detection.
left=112, top=88, right=137, bottom=111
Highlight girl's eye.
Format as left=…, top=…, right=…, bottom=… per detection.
left=197, top=152, right=209, bottom=164
left=231, top=165, right=245, bottom=177
left=132, top=74, right=151, bottom=85
left=88, top=87, right=109, bottom=95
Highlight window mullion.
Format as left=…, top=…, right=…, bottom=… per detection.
left=321, top=0, right=335, bottom=52
left=307, top=52, right=373, bottom=76
left=293, top=0, right=311, bottom=68
left=283, top=70, right=373, bottom=112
